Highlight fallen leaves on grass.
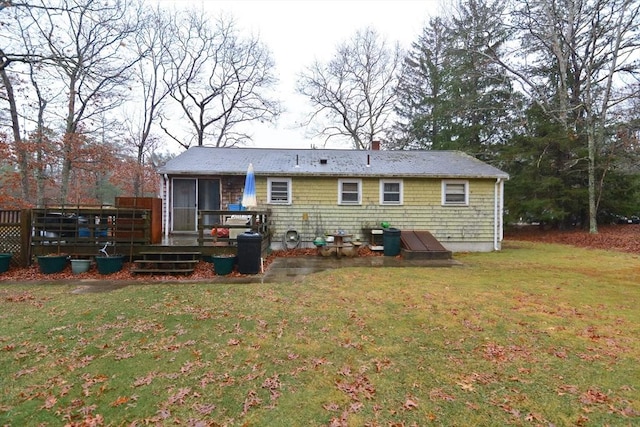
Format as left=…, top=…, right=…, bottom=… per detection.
left=335, top=374, right=376, bottom=401
left=403, top=396, right=419, bottom=410
left=241, top=389, right=262, bottom=415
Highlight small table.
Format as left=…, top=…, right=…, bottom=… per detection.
left=332, top=233, right=352, bottom=258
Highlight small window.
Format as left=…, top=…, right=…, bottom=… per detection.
left=442, top=180, right=469, bottom=206
left=380, top=180, right=403, bottom=205
left=338, top=179, right=361, bottom=204
left=268, top=178, right=291, bottom=204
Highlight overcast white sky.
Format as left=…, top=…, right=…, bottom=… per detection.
left=154, top=0, right=439, bottom=149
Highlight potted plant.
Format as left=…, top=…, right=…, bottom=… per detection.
left=0, top=253, right=12, bottom=273
left=95, top=242, right=125, bottom=275
left=70, top=258, right=92, bottom=274
left=211, top=254, right=236, bottom=275
left=36, top=253, right=69, bottom=274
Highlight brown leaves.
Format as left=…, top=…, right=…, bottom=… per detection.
left=110, top=396, right=130, bottom=407
left=241, top=389, right=262, bottom=415
left=2, top=291, right=44, bottom=308
left=133, top=372, right=156, bottom=387
left=429, top=388, right=455, bottom=402
left=335, top=373, right=376, bottom=401
left=81, top=373, right=108, bottom=397
left=506, top=224, right=640, bottom=254
left=481, top=342, right=508, bottom=362
left=3, top=291, right=37, bottom=303
left=580, top=388, right=610, bottom=405
left=42, top=394, right=57, bottom=409
left=480, top=342, right=533, bottom=363
left=260, top=373, right=282, bottom=405
left=402, top=396, right=418, bottom=410
left=193, top=402, right=216, bottom=415
left=167, top=387, right=192, bottom=405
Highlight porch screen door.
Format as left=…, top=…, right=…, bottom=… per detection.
left=172, top=178, right=196, bottom=232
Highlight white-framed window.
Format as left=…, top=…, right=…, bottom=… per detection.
left=442, top=180, right=469, bottom=206
left=267, top=178, right=292, bottom=204
left=338, top=179, right=361, bottom=205
left=380, top=179, right=403, bottom=205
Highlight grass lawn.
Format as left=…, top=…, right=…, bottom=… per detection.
left=0, top=240, right=638, bottom=426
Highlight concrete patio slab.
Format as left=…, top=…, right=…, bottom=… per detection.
left=261, top=255, right=462, bottom=283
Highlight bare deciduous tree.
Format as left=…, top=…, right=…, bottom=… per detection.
left=162, top=10, right=280, bottom=148
left=1, top=2, right=53, bottom=205
left=27, top=0, right=144, bottom=203
left=297, top=27, right=402, bottom=150
left=122, top=5, right=173, bottom=196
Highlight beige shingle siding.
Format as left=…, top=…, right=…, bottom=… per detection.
left=260, top=177, right=500, bottom=246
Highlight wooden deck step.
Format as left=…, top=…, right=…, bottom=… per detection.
left=400, top=230, right=452, bottom=260
left=133, top=260, right=199, bottom=266
left=131, top=269, right=198, bottom=275
left=132, top=251, right=201, bottom=275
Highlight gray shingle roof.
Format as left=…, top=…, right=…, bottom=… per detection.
left=158, top=147, right=509, bottom=179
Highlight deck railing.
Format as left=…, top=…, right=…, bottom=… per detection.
left=31, top=206, right=152, bottom=257
left=3, top=207, right=271, bottom=263
left=197, top=209, right=270, bottom=245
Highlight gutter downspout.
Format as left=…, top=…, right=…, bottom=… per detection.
left=494, top=178, right=504, bottom=251
left=163, top=174, right=170, bottom=238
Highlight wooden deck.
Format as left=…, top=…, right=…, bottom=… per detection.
left=37, top=234, right=267, bottom=261
left=27, top=206, right=271, bottom=263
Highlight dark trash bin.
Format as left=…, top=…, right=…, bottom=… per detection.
left=237, top=231, right=262, bottom=274
left=383, top=228, right=401, bottom=256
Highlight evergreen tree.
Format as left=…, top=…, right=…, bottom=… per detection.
left=393, top=0, right=519, bottom=160
left=392, top=16, right=451, bottom=150
left=446, top=0, right=517, bottom=160
left=502, top=104, right=589, bottom=227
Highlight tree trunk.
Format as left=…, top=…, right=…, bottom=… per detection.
left=61, top=73, right=78, bottom=205
left=587, top=130, right=598, bottom=234
left=0, top=68, right=29, bottom=202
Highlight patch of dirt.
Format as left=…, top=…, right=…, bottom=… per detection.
left=0, top=246, right=382, bottom=283
left=2, top=228, right=637, bottom=283
left=505, top=224, right=640, bottom=254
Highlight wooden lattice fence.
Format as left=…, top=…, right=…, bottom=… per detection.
left=0, top=210, right=30, bottom=267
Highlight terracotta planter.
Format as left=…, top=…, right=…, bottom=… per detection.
left=0, top=253, right=12, bottom=273
left=37, top=255, right=68, bottom=274
left=95, top=255, right=125, bottom=275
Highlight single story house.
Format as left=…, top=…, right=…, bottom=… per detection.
left=157, top=145, right=509, bottom=252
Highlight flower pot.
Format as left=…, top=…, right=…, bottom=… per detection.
left=95, top=255, right=125, bottom=275
left=211, top=255, right=236, bottom=275
left=37, top=255, right=68, bottom=274
left=0, top=253, right=12, bottom=273
left=70, top=259, right=91, bottom=274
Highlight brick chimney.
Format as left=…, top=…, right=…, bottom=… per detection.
left=371, top=140, right=380, bottom=150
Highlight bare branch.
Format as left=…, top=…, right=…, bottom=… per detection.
left=297, top=27, right=401, bottom=149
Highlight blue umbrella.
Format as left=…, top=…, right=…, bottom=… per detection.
left=241, top=163, right=257, bottom=209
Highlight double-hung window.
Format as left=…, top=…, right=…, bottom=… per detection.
left=338, top=179, right=361, bottom=205
left=267, top=178, right=292, bottom=204
left=380, top=180, right=403, bottom=205
left=442, top=180, right=469, bottom=206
